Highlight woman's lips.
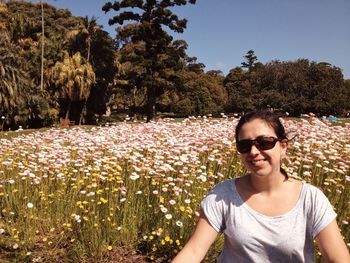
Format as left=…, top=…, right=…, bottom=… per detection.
left=250, top=159, right=266, bottom=166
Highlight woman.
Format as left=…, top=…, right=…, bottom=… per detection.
left=172, top=110, right=349, bottom=262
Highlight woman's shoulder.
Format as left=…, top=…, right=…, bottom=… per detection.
left=209, top=178, right=236, bottom=194
left=204, top=178, right=237, bottom=202
left=297, top=181, right=331, bottom=206
left=300, top=181, right=326, bottom=195
left=284, top=178, right=320, bottom=194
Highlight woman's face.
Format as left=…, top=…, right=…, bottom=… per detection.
left=237, top=118, right=287, bottom=178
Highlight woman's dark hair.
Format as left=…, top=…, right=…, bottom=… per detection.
left=235, top=110, right=289, bottom=178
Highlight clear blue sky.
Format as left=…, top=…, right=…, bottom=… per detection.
left=34, top=0, right=350, bottom=79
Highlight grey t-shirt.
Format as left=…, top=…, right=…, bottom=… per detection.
left=201, top=178, right=337, bottom=263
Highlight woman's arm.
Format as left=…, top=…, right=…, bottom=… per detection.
left=315, top=219, right=350, bottom=263
left=172, top=213, right=219, bottom=263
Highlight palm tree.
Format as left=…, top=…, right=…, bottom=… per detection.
left=78, top=16, right=101, bottom=124
left=0, top=31, right=29, bottom=123
left=67, top=16, right=100, bottom=62
left=81, top=16, right=101, bottom=62
left=66, top=16, right=101, bottom=124
left=51, top=52, right=96, bottom=121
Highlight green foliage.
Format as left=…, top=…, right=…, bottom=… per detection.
left=185, top=56, right=205, bottom=73
left=17, top=93, right=59, bottom=128
left=51, top=52, right=96, bottom=120
left=343, top=80, right=350, bottom=115
left=3, top=1, right=82, bottom=85
left=252, top=59, right=346, bottom=116
left=68, top=16, right=117, bottom=121
left=224, top=67, right=256, bottom=112
left=0, top=1, right=84, bottom=128
left=104, top=0, right=196, bottom=121
left=225, top=56, right=349, bottom=116
left=1, top=2, right=349, bottom=127
left=241, top=49, right=258, bottom=73
left=168, top=71, right=227, bottom=116
left=0, top=30, right=30, bottom=128
left=0, top=1, right=116, bottom=128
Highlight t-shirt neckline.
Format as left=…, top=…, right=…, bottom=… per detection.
left=232, top=178, right=306, bottom=220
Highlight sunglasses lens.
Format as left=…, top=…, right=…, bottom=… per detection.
left=236, top=137, right=279, bottom=153
left=236, top=140, right=252, bottom=153
left=256, top=137, right=277, bottom=150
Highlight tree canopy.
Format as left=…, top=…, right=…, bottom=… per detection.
left=103, top=0, right=196, bottom=121
left=0, top=1, right=349, bottom=130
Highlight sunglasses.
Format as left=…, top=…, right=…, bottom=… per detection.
left=236, top=136, right=282, bottom=154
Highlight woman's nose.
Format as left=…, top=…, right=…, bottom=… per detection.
left=249, top=144, right=260, bottom=154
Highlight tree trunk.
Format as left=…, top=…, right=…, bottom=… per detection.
left=146, top=85, right=156, bottom=122
left=87, top=40, right=91, bottom=62
left=79, top=99, right=87, bottom=125
left=40, top=0, right=44, bottom=91
left=65, top=100, right=72, bottom=120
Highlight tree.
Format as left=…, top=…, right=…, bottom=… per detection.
left=68, top=16, right=101, bottom=62
left=2, top=1, right=85, bottom=126
left=69, top=16, right=102, bottom=124
left=168, top=70, right=227, bottom=116
left=4, top=1, right=82, bottom=86
left=69, top=16, right=117, bottom=123
left=251, top=59, right=346, bottom=116
left=307, top=61, right=345, bottom=115
left=0, top=30, right=30, bottom=128
left=185, top=56, right=205, bottom=73
left=84, top=28, right=117, bottom=122
left=68, top=16, right=117, bottom=124
left=40, top=0, right=44, bottom=91
left=16, top=93, right=57, bottom=128
left=108, top=39, right=148, bottom=112
left=206, top=70, right=224, bottom=77
left=343, top=79, right=350, bottom=115
left=241, top=49, right=258, bottom=73
left=1, top=1, right=116, bottom=127
left=224, top=67, right=256, bottom=112
left=103, top=0, right=196, bottom=121
left=81, top=16, right=99, bottom=63
left=51, top=52, right=96, bottom=122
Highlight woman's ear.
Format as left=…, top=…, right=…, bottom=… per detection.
left=280, top=140, right=288, bottom=158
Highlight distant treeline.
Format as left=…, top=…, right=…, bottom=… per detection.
left=0, top=1, right=349, bottom=129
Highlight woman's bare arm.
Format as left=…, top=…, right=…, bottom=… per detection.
left=316, top=219, right=350, bottom=263
left=172, top=213, right=219, bottom=263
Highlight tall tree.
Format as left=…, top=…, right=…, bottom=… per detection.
left=252, top=59, right=346, bottom=116
left=51, top=52, right=96, bottom=122
left=166, top=70, right=227, bottom=116
left=69, top=16, right=117, bottom=123
left=68, top=16, right=102, bottom=124
left=224, top=67, right=255, bottom=112
left=344, top=79, right=350, bottom=115
left=68, top=16, right=101, bottom=62
left=1, top=1, right=115, bottom=127
left=103, top=0, right=196, bottom=121
left=0, top=30, right=30, bottom=127
left=241, top=49, right=258, bottom=73
left=40, top=0, right=44, bottom=91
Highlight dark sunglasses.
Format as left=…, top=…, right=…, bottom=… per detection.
left=236, top=136, right=282, bottom=154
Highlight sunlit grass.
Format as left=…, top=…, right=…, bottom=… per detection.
left=0, top=117, right=349, bottom=262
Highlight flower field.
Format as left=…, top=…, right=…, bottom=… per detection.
left=0, top=116, right=349, bottom=262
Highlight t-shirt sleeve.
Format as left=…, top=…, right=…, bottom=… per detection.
left=309, top=186, right=337, bottom=239
left=200, top=183, right=227, bottom=233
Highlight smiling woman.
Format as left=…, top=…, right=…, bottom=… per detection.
left=172, top=110, right=350, bottom=263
